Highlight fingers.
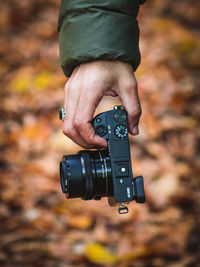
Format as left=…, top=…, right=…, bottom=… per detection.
left=74, top=87, right=107, bottom=148
left=119, top=79, right=142, bottom=135
left=62, top=80, right=107, bottom=148
left=62, top=81, right=90, bottom=148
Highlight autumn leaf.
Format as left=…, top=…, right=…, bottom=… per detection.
left=34, top=71, right=52, bottom=90
left=85, top=243, right=119, bottom=265
left=11, top=76, right=31, bottom=93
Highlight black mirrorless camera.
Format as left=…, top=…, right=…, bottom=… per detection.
left=59, top=106, right=145, bottom=214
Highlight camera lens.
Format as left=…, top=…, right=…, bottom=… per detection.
left=60, top=150, right=113, bottom=200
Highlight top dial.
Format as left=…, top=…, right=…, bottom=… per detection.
left=115, top=125, right=128, bottom=138
left=114, top=110, right=126, bottom=123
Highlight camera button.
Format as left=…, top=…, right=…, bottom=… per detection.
left=114, top=110, right=126, bottom=123
left=95, top=125, right=106, bottom=137
left=96, top=118, right=101, bottom=123
left=115, top=162, right=129, bottom=178
left=121, top=167, right=126, bottom=173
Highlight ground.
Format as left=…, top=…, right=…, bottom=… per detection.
left=0, top=0, right=200, bottom=266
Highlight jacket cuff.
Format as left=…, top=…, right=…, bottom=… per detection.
left=59, top=8, right=141, bottom=77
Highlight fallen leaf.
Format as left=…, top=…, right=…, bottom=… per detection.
left=85, top=243, right=118, bottom=265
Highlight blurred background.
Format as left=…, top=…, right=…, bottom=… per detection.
left=0, top=0, right=199, bottom=266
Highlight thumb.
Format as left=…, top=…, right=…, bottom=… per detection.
left=119, top=82, right=142, bottom=135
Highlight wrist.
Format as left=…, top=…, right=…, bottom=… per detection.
left=76, top=60, right=134, bottom=74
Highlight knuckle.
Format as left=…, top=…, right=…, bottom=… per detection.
left=73, top=119, right=79, bottom=129
left=62, top=125, right=73, bottom=137
left=87, top=134, right=96, bottom=145
left=130, top=106, right=142, bottom=118
left=123, top=80, right=137, bottom=93
left=74, top=117, right=84, bottom=129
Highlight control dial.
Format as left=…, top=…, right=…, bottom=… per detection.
left=114, top=110, right=126, bottom=123
left=95, top=125, right=107, bottom=137
left=115, top=124, right=128, bottom=138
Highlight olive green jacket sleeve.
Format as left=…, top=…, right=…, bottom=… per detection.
left=58, top=0, right=146, bottom=77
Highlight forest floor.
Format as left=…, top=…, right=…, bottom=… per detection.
left=0, top=0, right=200, bottom=266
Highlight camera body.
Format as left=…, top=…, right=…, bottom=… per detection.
left=60, top=106, right=145, bottom=214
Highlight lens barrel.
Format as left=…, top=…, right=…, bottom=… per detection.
left=60, top=150, right=113, bottom=200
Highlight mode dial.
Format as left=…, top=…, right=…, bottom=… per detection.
left=115, top=124, right=128, bottom=138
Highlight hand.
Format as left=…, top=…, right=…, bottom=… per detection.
left=62, top=60, right=142, bottom=148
